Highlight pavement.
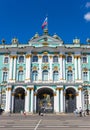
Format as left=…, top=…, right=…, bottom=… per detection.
left=0, top=113, right=90, bottom=130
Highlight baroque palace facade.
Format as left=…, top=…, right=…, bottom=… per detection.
left=0, top=29, right=90, bottom=113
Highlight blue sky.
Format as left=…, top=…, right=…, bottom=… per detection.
left=0, top=0, right=90, bottom=44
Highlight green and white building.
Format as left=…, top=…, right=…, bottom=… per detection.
left=0, top=29, right=90, bottom=113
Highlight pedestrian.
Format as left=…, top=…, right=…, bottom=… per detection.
left=23, top=110, right=26, bottom=117
left=38, top=109, right=41, bottom=116
left=79, top=107, right=82, bottom=117
left=74, top=108, right=78, bottom=116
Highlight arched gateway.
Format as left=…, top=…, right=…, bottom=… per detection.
left=37, top=88, right=54, bottom=113
left=14, top=88, right=25, bottom=113
left=65, top=88, right=76, bottom=113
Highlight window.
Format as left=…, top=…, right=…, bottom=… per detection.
left=53, top=71, right=58, bottom=81
left=67, top=56, right=72, bottom=63
left=43, top=55, right=48, bottom=62
left=32, top=56, right=38, bottom=62
left=32, top=71, right=38, bottom=81
left=18, top=70, right=24, bottom=81
left=42, top=70, right=48, bottom=81
left=4, top=57, right=9, bottom=63
left=3, top=72, right=8, bottom=82
left=67, top=70, right=73, bottom=81
left=19, top=56, right=24, bottom=63
left=82, top=57, right=87, bottom=63
left=53, top=56, right=58, bottom=62
left=83, top=71, right=88, bottom=81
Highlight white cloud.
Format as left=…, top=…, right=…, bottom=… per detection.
left=85, top=2, right=90, bottom=8
left=84, top=12, right=90, bottom=21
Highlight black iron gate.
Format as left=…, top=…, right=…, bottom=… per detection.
left=37, top=88, right=54, bottom=113
left=14, top=98, right=25, bottom=113
left=14, top=88, right=25, bottom=113
left=65, top=88, right=76, bottom=113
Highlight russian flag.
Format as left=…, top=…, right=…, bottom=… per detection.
left=42, top=17, right=48, bottom=29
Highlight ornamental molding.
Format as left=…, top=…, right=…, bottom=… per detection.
left=18, top=66, right=23, bottom=71
left=82, top=68, right=88, bottom=71
left=33, top=52, right=37, bottom=55
left=32, top=66, right=38, bottom=71
left=43, top=42, right=48, bottom=46
left=53, top=66, right=58, bottom=71
left=42, top=65, right=48, bottom=70
left=2, top=67, right=8, bottom=71
left=68, top=66, right=72, bottom=71
left=67, top=52, right=72, bottom=56
left=43, top=51, right=48, bottom=55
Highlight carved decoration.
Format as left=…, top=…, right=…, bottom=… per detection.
left=18, top=66, right=23, bottom=71
left=32, top=66, right=37, bottom=71
left=53, top=66, right=58, bottom=71
left=68, top=66, right=72, bottom=71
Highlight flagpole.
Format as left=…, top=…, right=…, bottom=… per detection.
left=46, top=15, right=48, bottom=30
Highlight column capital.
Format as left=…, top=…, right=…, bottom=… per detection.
left=49, top=55, right=53, bottom=59
left=26, top=54, right=32, bottom=58
left=56, top=87, right=63, bottom=90
left=78, top=87, right=83, bottom=91
left=38, top=55, right=42, bottom=58
left=27, top=85, right=34, bottom=91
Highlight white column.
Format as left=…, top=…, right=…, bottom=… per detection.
left=63, top=57, right=65, bottom=80
left=13, top=56, right=17, bottom=81
left=34, top=93, right=37, bottom=113
left=63, top=91, right=66, bottom=112
left=8, top=87, right=12, bottom=111
left=78, top=56, right=81, bottom=80
left=59, top=55, right=63, bottom=80
left=54, top=92, right=57, bottom=113
left=55, top=88, right=59, bottom=112
left=31, top=89, right=34, bottom=113
left=77, top=87, right=82, bottom=109
left=11, top=93, right=14, bottom=112
left=74, top=56, right=78, bottom=80
left=25, top=89, right=30, bottom=112
left=49, top=56, right=53, bottom=81
left=25, top=54, right=31, bottom=82
left=5, top=89, right=8, bottom=112
left=9, top=56, right=13, bottom=81
left=38, top=56, right=42, bottom=81
left=60, top=88, right=64, bottom=112
left=5, top=86, right=12, bottom=112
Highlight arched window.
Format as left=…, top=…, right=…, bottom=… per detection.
left=18, top=70, right=24, bottom=81
left=42, top=70, right=48, bottom=81
left=32, top=71, right=38, bottom=81
left=82, top=57, right=87, bottom=63
left=53, top=71, right=58, bottom=81
left=4, top=57, right=9, bottom=63
left=32, top=56, right=38, bottom=62
left=67, top=70, right=73, bottom=81
left=83, top=71, right=88, bottom=81
left=67, top=56, right=72, bottom=63
left=43, top=55, right=48, bottom=62
left=19, top=56, right=24, bottom=63
left=53, top=56, right=58, bottom=62
left=3, top=72, right=8, bottom=82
